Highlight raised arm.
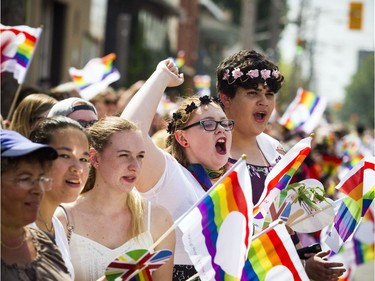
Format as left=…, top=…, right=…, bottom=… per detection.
left=120, top=59, right=183, bottom=192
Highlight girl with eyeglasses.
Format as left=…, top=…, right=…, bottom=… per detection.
left=29, top=116, right=91, bottom=279
left=121, top=59, right=233, bottom=280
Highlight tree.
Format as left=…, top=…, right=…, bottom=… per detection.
left=339, top=53, right=374, bottom=129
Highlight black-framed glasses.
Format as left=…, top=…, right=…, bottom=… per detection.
left=2, top=177, right=53, bottom=191
left=77, top=120, right=97, bottom=128
left=181, top=119, right=235, bottom=131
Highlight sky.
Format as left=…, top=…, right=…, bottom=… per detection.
left=278, top=0, right=374, bottom=104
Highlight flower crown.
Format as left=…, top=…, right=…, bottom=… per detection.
left=166, top=95, right=221, bottom=134
left=222, top=68, right=281, bottom=85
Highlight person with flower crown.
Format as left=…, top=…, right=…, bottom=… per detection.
left=121, top=59, right=233, bottom=280
left=217, top=49, right=345, bottom=281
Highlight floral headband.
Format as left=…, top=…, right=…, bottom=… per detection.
left=222, top=68, right=281, bottom=86
left=166, top=95, right=221, bottom=134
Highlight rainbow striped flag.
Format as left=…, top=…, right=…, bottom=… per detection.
left=105, top=248, right=172, bottom=281
left=253, top=137, right=311, bottom=229
left=69, top=53, right=120, bottom=100
left=324, top=157, right=375, bottom=253
left=241, top=221, right=309, bottom=281
left=278, top=88, right=327, bottom=134
left=179, top=159, right=253, bottom=281
left=322, top=154, right=343, bottom=177
left=1, top=24, right=42, bottom=84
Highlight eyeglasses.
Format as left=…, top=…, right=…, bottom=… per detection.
left=181, top=119, right=235, bottom=131
left=76, top=120, right=97, bottom=128
left=2, top=177, right=53, bottom=191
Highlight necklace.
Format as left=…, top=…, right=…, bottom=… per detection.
left=38, top=211, right=54, bottom=234
left=1, top=229, right=27, bottom=250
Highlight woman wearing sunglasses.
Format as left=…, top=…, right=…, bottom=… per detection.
left=121, top=59, right=233, bottom=280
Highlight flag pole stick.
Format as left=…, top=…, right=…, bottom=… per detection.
left=6, top=83, right=22, bottom=121
left=287, top=197, right=344, bottom=228
left=148, top=155, right=247, bottom=251
left=185, top=273, right=199, bottom=281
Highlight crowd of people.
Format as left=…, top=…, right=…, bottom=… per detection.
left=1, top=49, right=373, bottom=281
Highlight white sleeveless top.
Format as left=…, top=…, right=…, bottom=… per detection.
left=62, top=204, right=154, bottom=281
left=70, top=231, right=153, bottom=281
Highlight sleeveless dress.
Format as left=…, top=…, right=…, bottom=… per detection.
left=60, top=206, right=154, bottom=281
left=1, top=227, right=71, bottom=281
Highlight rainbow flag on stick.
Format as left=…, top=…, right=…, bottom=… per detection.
left=241, top=221, right=309, bottom=281
left=69, top=53, right=120, bottom=100
left=1, top=24, right=42, bottom=84
left=179, top=157, right=253, bottom=281
left=253, top=137, right=311, bottom=229
left=323, top=157, right=375, bottom=253
left=279, top=88, right=327, bottom=134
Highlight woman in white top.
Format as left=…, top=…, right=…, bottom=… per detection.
left=56, top=116, right=175, bottom=281
left=29, top=116, right=90, bottom=279
left=121, top=59, right=234, bottom=280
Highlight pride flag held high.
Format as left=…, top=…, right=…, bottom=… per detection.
left=323, top=157, right=375, bottom=253
left=279, top=88, right=327, bottom=134
left=179, top=158, right=253, bottom=281
left=241, top=221, right=309, bottom=281
left=1, top=24, right=42, bottom=84
left=69, top=53, right=120, bottom=100
left=253, top=136, right=312, bottom=229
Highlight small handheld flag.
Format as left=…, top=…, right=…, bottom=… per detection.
left=69, top=53, right=120, bottom=100
left=179, top=157, right=253, bottom=281
left=1, top=24, right=42, bottom=84
left=105, top=249, right=172, bottom=281
left=279, top=88, right=327, bottom=134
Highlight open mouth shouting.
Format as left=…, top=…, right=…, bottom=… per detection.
left=215, top=137, right=227, bottom=155
left=254, top=111, right=267, bottom=123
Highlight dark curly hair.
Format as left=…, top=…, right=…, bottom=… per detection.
left=216, top=50, right=284, bottom=99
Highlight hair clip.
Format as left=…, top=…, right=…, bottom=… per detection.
left=185, top=102, right=198, bottom=114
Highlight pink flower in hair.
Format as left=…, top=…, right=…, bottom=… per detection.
left=223, top=69, right=230, bottom=80
left=272, top=70, right=280, bottom=78
left=260, top=69, right=271, bottom=80
left=246, top=69, right=259, bottom=78
left=232, top=68, right=243, bottom=79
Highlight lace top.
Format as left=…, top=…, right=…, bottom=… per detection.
left=1, top=227, right=71, bottom=281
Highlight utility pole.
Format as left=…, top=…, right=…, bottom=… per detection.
left=241, top=0, right=256, bottom=50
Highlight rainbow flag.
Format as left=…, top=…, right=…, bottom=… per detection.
left=241, top=221, right=309, bottom=281
left=323, top=157, right=375, bottom=253
left=105, top=248, right=172, bottom=281
left=69, top=53, right=120, bottom=100
left=173, top=50, right=185, bottom=68
left=1, top=24, right=42, bottom=84
left=253, top=137, right=311, bottom=229
left=179, top=159, right=253, bottom=281
left=322, top=154, right=343, bottom=177
left=279, top=88, right=327, bottom=134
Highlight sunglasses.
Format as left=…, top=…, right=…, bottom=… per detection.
left=77, top=119, right=97, bottom=128
left=181, top=119, right=234, bottom=131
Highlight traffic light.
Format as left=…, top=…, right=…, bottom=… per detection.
left=349, top=2, right=363, bottom=30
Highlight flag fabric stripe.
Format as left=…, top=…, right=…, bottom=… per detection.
left=278, top=88, right=327, bottom=134
left=196, top=170, right=250, bottom=280
left=254, top=137, right=311, bottom=225
left=179, top=159, right=253, bottom=281
left=69, top=53, right=120, bottom=100
left=1, top=24, right=42, bottom=84
left=333, top=197, right=361, bottom=241
left=241, top=222, right=309, bottom=281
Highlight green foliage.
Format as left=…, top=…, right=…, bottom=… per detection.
left=286, top=182, right=330, bottom=211
left=339, top=54, right=374, bottom=129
